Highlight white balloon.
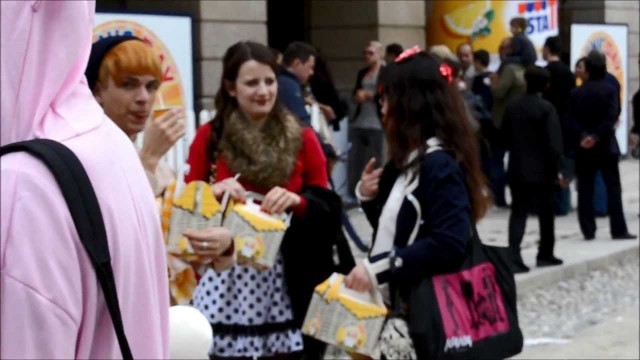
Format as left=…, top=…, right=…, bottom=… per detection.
left=169, top=305, right=212, bottom=359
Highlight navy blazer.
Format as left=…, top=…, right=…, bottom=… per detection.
left=567, top=79, right=620, bottom=155
left=362, top=150, right=472, bottom=288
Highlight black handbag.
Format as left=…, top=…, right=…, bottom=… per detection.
left=407, top=227, right=523, bottom=360
left=1, top=139, right=134, bottom=359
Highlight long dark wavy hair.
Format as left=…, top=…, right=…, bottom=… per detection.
left=381, top=52, right=491, bottom=221
left=207, top=41, right=289, bottom=162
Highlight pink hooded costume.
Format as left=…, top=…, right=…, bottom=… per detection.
left=1, top=1, right=169, bottom=358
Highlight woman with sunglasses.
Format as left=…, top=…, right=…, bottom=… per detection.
left=345, top=47, right=492, bottom=337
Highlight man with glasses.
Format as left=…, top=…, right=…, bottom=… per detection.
left=348, top=41, right=385, bottom=200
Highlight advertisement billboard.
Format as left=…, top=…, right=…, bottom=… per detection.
left=427, top=0, right=559, bottom=69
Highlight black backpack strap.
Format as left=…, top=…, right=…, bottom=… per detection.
left=0, top=139, right=133, bottom=360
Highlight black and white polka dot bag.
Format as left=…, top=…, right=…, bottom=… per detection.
left=378, top=252, right=416, bottom=359
left=378, top=316, right=416, bottom=359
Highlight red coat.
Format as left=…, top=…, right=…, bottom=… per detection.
left=185, top=122, right=328, bottom=217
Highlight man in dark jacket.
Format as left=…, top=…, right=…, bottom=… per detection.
left=542, top=36, right=576, bottom=216
left=278, top=42, right=316, bottom=125
left=567, top=50, right=636, bottom=241
left=502, top=66, right=565, bottom=273
left=471, top=49, right=494, bottom=113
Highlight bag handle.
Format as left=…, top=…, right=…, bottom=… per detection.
left=389, top=137, right=443, bottom=313
left=0, top=139, right=133, bottom=360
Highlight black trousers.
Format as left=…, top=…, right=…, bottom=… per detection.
left=575, top=152, right=629, bottom=237
left=508, top=182, right=556, bottom=260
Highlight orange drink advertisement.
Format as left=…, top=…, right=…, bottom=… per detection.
left=428, top=0, right=559, bottom=65
left=93, top=20, right=186, bottom=111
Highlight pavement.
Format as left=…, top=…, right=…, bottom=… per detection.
left=344, top=158, right=640, bottom=293
left=513, top=307, right=640, bottom=359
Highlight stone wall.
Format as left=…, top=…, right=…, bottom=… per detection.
left=195, top=1, right=268, bottom=112
left=112, top=0, right=638, bottom=129
left=309, top=0, right=427, bottom=105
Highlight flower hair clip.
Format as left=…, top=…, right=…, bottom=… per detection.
left=395, top=45, right=421, bottom=63
left=439, top=62, right=454, bottom=84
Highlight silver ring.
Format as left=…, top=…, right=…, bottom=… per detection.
left=202, top=241, right=209, bottom=249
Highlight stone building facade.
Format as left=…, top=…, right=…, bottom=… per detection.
left=97, top=0, right=638, bottom=130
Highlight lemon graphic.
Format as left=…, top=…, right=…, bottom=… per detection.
left=443, top=0, right=491, bottom=37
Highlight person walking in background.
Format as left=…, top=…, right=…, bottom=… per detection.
left=492, top=38, right=527, bottom=121
left=456, top=42, right=476, bottom=89
left=384, top=43, right=404, bottom=64
left=568, top=50, right=636, bottom=241
left=502, top=66, right=565, bottom=273
left=307, top=52, right=348, bottom=132
left=348, top=41, right=385, bottom=198
left=632, top=59, right=640, bottom=158
left=471, top=49, right=494, bottom=113
left=504, top=17, right=537, bottom=68
left=428, top=44, right=457, bottom=61
left=542, top=36, right=576, bottom=216
left=490, top=37, right=526, bottom=208
left=470, top=50, right=500, bottom=194
left=278, top=41, right=317, bottom=125
left=574, top=57, right=587, bottom=85
left=574, top=56, right=609, bottom=217
left=1, top=1, right=169, bottom=358
left=447, top=58, right=494, bottom=187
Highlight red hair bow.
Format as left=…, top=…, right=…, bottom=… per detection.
left=395, top=45, right=421, bottom=63
left=439, top=63, right=454, bottom=84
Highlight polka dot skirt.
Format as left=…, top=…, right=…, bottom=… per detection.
left=193, top=255, right=303, bottom=358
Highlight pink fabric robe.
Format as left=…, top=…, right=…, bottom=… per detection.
left=1, top=1, right=169, bottom=358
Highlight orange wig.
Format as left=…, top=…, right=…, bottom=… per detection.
left=97, top=40, right=163, bottom=87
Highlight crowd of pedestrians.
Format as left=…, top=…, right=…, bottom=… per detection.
left=1, top=2, right=638, bottom=359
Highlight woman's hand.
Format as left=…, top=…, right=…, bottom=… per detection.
left=345, top=264, right=373, bottom=292
left=261, top=186, right=301, bottom=214
left=318, top=103, right=337, bottom=121
left=580, top=135, right=597, bottom=149
left=354, top=89, right=369, bottom=104
left=358, top=157, right=383, bottom=199
left=212, top=177, right=246, bottom=202
left=140, top=108, right=186, bottom=172
left=184, top=227, right=233, bottom=265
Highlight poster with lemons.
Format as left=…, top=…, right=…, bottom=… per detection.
left=428, top=0, right=558, bottom=64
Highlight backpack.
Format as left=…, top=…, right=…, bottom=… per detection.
left=0, top=139, right=133, bottom=359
